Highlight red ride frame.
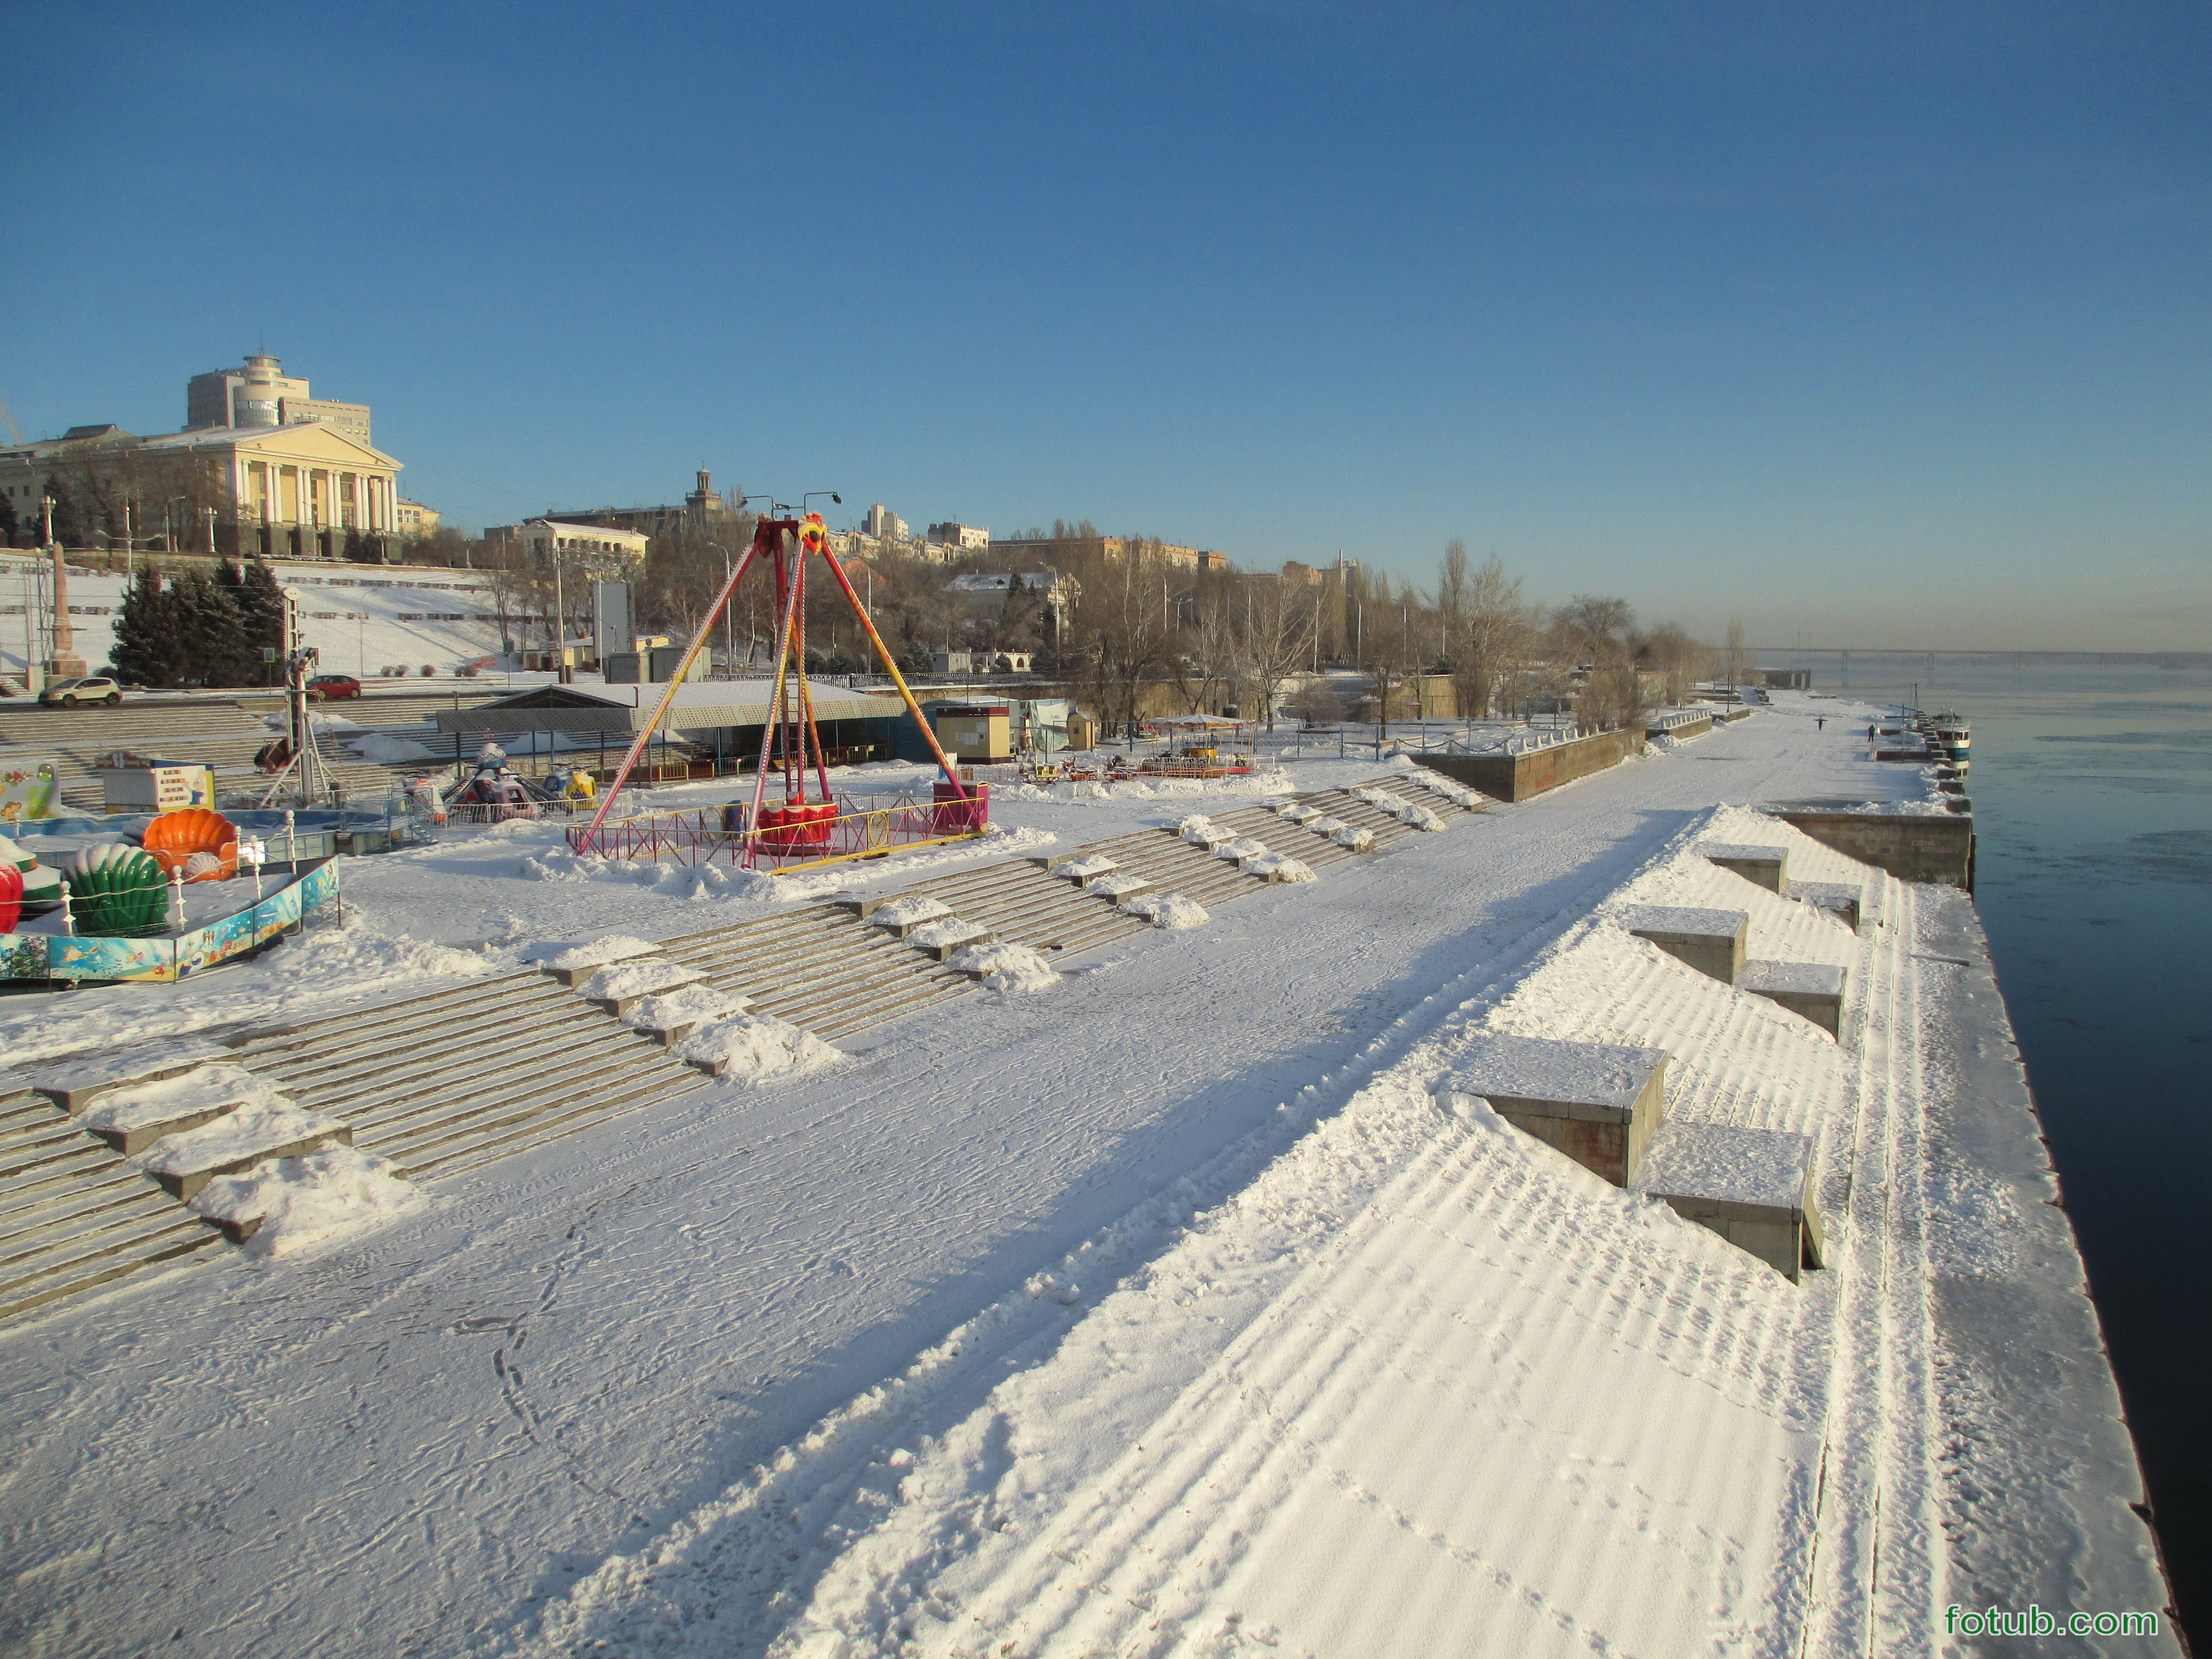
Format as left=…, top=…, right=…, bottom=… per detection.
left=572, top=514, right=971, bottom=859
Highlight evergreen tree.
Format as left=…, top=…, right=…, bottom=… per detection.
left=217, top=557, right=287, bottom=683
left=216, top=559, right=285, bottom=682
left=110, top=571, right=187, bottom=687
left=174, top=568, right=256, bottom=686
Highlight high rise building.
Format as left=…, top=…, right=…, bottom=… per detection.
left=186, top=353, right=372, bottom=445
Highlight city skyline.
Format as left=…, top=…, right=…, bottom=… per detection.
left=2, top=3, right=2205, bottom=650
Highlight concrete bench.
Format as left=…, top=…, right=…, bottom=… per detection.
left=1622, top=904, right=1748, bottom=985
left=1436, top=1033, right=1668, bottom=1186
left=1697, top=842, right=1790, bottom=892
left=1784, top=879, right=1863, bottom=933
left=1633, top=1122, right=1825, bottom=1281
left=1739, top=961, right=1847, bottom=1037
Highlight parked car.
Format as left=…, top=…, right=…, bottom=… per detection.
left=38, top=675, right=123, bottom=707
left=307, top=673, right=364, bottom=700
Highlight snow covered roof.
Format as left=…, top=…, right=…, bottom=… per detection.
left=434, top=679, right=909, bottom=735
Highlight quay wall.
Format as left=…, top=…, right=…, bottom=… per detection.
left=1417, top=728, right=1644, bottom=803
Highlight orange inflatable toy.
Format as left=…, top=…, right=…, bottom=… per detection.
left=143, top=807, right=240, bottom=882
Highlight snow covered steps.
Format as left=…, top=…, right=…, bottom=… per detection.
left=652, top=904, right=975, bottom=1043
left=228, top=972, right=712, bottom=1181
left=0, top=1078, right=228, bottom=1328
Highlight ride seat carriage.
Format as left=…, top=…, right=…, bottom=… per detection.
left=142, top=808, right=240, bottom=882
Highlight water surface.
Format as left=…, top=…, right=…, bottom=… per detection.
left=1768, top=650, right=2212, bottom=1642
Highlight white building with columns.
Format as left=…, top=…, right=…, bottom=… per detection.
left=0, top=419, right=408, bottom=560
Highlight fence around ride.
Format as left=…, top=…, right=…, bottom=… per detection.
left=565, top=788, right=991, bottom=874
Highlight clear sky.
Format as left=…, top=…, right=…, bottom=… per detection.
left=4, top=2, right=2206, bottom=650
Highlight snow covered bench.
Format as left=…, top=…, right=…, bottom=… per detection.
left=1633, top=1122, right=1825, bottom=1282
left=1622, top=904, right=1748, bottom=986
left=1785, top=879, right=1865, bottom=934
left=1697, top=842, right=1790, bottom=892
left=1437, top=1032, right=1669, bottom=1186
left=1739, top=961, right=1848, bottom=1038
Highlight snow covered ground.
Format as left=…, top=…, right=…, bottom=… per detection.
left=0, top=700, right=2174, bottom=1656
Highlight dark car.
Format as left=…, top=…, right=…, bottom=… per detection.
left=38, top=675, right=123, bottom=707
left=307, top=673, right=364, bottom=700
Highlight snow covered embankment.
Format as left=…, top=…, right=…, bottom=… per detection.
left=505, top=806, right=1936, bottom=1659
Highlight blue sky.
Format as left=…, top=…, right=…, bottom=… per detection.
left=4, top=2, right=2206, bottom=649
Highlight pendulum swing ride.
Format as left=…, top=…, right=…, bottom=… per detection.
left=570, top=505, right=976, bottom=871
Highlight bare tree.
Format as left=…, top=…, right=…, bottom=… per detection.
left=1723, top=617, right=1749, bottom=692
left=1443, top=549, right=1529, bottom=719
left=1237, top=577, right=1316, bottom=730
left=1550, top=595, right=1642, bottom=733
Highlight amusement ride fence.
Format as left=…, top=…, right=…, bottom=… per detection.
left=566, top=789, right=990, bottom=874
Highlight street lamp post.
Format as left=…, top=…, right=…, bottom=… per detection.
left=705, top=541, right=731, bottom=674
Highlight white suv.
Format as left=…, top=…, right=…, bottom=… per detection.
left=38, top=675, right=123, bottom=707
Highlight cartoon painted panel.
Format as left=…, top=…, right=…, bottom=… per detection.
left=0, top=760, right=63, bottom=826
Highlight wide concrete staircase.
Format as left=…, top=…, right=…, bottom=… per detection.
left=227, top=973, right=711, bottom=1181
left=0, top=769, right=1484, bottom=1331
left=0, top=1077, right=228, bottom=1328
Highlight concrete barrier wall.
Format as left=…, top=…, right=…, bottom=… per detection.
left=1417, top=728, right=1644, bottom=803
left=1771, top=810, right=1975, bottom=890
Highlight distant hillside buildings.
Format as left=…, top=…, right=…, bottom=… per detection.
left=487, top=471, right=740, bottom=549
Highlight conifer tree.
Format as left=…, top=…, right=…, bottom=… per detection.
left=110, top=571, right=187, bottom=687
left=174, top=568, right=256, bottom=686
left=217, top=559, right=286, bottom=682
left=237, top=558, right=286, bottom=680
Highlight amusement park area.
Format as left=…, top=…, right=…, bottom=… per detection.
left=0, top=529, right=2168, bottom=1659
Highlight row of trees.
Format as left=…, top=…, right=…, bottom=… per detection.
left=109, top=560, right=287, bottom=688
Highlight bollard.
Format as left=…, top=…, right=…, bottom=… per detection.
left=285, top=808, right=298, bottom=868
left=58, top=879, right=75, bottom=936
left=168, top=867, right=185, bottom=933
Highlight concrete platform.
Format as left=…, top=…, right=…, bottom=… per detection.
left=1784, top=878, right=1863, bottom=933
left=1622, top=904, right=1748, bottom=985
left=32, top=1040, right=238, bottom=1114
left=906, top=919, right=994, bottom=962
left=78, top=1065, right=283, bottom=1155
left=1633, top=1121, right=1824, bottom=1281
left=1436, top=1032, right=1669, bottom=1186
left=140, top=1114, right=354, bottom=1202
left=1739, top=960, right=1847, bottom=1037
left=1698, top=841, right=1790, bottom=891
left=576, top=959, right=704, bottom=1017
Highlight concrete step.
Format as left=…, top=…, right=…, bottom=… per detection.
left=0, top=1095, right=225, bottom=1330
left=0, top=1213, right=223, bottom=1329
